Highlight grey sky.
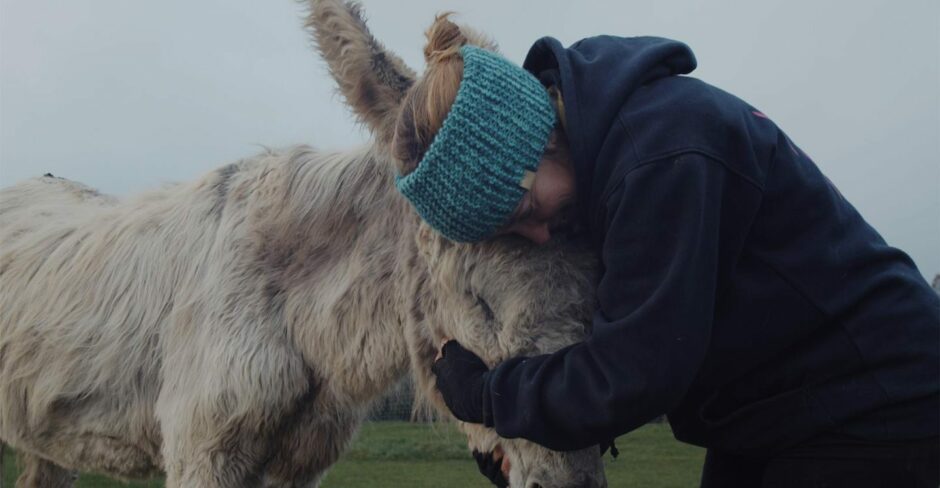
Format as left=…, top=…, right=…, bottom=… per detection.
left=1, top=0, right=937, bottom=277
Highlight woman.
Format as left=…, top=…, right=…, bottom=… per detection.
left=392, top=15, right=939, bottom=487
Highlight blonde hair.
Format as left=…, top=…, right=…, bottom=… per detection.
left=392, top=14, right=568, bottom=176
left=391, top=13, right=466, bottom=174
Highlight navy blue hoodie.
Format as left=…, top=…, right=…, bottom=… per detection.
left=479, top=35, right=940, bottom=455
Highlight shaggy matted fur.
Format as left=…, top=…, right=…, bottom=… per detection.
left=0, top=2, right=605, bottom=487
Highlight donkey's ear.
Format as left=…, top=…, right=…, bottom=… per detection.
left=306, top=0, right=416, bottom=144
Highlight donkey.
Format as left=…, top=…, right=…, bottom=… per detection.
left=0, top=1, right=607, bottom=486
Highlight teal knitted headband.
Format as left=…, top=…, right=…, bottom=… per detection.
left=395, top=45, right=556, bottom=243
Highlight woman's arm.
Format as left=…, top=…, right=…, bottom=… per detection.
left=444, top=151, right=763, bottom=450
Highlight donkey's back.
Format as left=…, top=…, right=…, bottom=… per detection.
left=0, top=175, right=180, bottom=481
left=0, top=175, right=116, bottom=247
left=0, top=158, right=290, bottom=482
left=0, top=147, right=371, bottom=486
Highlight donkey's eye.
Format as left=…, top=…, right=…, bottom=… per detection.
left=474, top=295, right=496, bottom=322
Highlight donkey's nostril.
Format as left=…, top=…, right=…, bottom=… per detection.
left=526, top=484, right=543, bottom=488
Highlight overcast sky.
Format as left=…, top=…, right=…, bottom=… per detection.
left=1, top=0, right=937, bottom=278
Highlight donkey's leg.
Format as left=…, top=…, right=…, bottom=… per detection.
left=260, top=397, right=365, bottom=487
left=158, top=356, right=317, bottom=487
left=164, top=430, right=268, bottom=488
left=160, top=394, right=274, bottom=488
left=14, top=452, right=75, bottom=488
left=163, top=388, right=359, bottom=488
left=164, top=399, right=338, bottom=488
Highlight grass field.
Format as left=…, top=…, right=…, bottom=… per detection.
left=2, top=422, right=704, bottom=487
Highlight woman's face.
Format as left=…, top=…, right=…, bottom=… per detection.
left=498, top=153, right=578, bottom=245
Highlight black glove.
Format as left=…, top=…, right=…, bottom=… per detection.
left=431, top=340, right=489, bottom=424
left=472, top=449, right=509, bottom=488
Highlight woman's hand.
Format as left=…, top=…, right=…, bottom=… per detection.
left=434, top=340, right=509, bottom=485
left=431, top=339, right=489, bottom=424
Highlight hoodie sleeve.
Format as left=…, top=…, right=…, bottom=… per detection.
left=481, top=151, right=763, bottom=451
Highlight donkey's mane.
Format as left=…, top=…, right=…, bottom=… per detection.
left=268, top=144, right=404, bottom=238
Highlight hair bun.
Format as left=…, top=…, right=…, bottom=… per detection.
left=423, top=13, right=467, bottom=65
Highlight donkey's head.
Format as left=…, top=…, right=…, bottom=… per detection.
left=410, top=227, right=605, bottom=488
left=306, top=2, right=606, bottom=486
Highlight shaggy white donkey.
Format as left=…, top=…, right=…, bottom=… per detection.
left=0, top=1, right=606, bottom=486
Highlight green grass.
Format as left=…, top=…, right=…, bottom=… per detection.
left=3, top=422, right=704, bottom=487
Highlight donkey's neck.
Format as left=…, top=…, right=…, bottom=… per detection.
left=260, top=144, right=422, bottom=405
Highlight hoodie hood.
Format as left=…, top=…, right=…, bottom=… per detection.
left=523, top=36, right=696, bottom=219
